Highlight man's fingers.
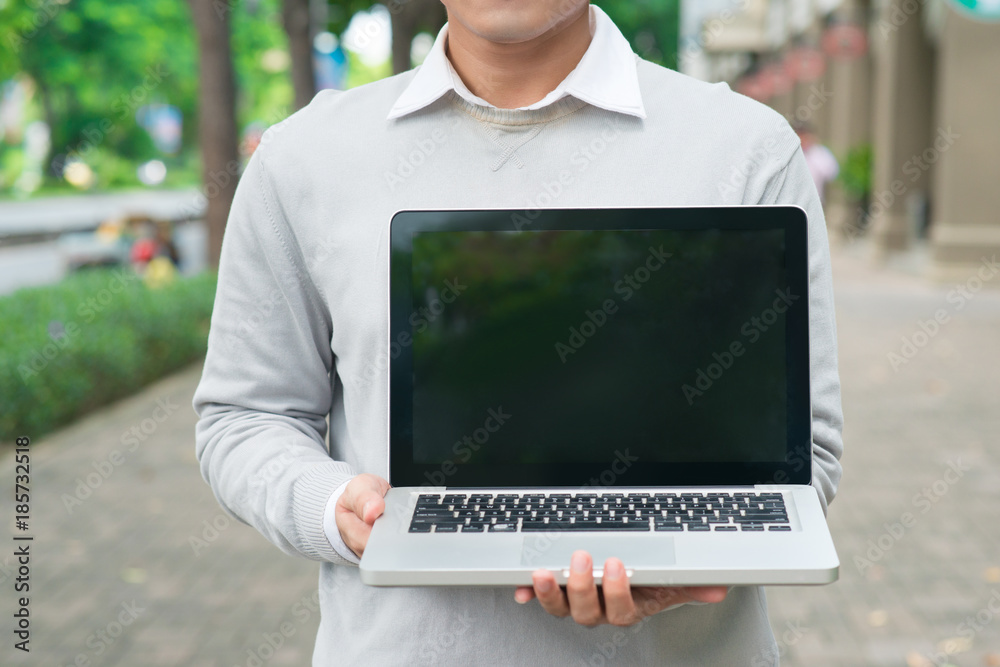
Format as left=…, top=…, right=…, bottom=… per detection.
left=336, top=512, right=373, bottom=557
left=514, top=586, right=535, bottom=604
left=532, top=571, right=570, bottom=617
left=601, top=558, right=639, bottom=626
left=338, top=473, right=390, bottom=523
left=565, top=551, right=603, bottom=626
left=334, top=474, right=390, bottom=558
left=683, top=586, right=730, bottom=604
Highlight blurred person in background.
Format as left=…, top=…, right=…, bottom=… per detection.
left=795, top=122, right=839, bottom=206
left=194, top=1, right=843, bottom=664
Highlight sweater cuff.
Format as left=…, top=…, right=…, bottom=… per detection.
left=291, top=461, right=358, bottom=565
left=324, top=477, right=362, bottom=565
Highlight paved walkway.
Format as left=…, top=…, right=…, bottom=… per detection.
left=2, top=240, right=999, bottom=666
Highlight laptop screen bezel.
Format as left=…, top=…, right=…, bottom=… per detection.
left=387, top=207, right=811, bottom=488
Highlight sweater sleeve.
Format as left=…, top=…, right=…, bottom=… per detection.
left=193, top=146, right=357, bottom=565
left=761, top=146, right=845, bottom=513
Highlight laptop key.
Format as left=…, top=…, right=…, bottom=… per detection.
left=768, top=525, right=792, bottom=531
left=596, top=520, right=650, bottom=531
left=529, top=520, right=573, bottom=531
left=654, top=523, right=684, bottom=531
left=488, top=523, right=517, bottom=532
left=434, top=524, right=459, bottom=532
left=714, top=526, right=738, bottom=531
left=408, top=524, right=432, bottom=533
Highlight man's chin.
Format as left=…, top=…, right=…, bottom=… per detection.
left=448, top=2, right=588, bottom=46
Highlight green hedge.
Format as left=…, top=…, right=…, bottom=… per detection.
left=0, top=269, right=217, bottom=442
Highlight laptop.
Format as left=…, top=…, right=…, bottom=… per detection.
left=359, top=206, right=839, bottom=587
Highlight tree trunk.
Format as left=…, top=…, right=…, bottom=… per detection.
left=188, top=0, right=240, bottom=270
left=283, top=0, right=316, bottom=110
left=390, top=0, right=446, bottom=75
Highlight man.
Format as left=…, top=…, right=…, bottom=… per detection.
left=194, top=1, right=843, bottom=664
left=794, top=122, right=840, bottom=206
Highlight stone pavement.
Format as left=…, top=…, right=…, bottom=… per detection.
left=765, top=242, right=1000, bottom=667
left=2, top=240, right=999, bottom=666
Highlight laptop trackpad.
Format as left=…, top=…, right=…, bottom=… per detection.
left=520, top=535, right=675, bottom=568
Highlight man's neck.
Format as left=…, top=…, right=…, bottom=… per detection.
left=444, top=6, right=592, bottom=109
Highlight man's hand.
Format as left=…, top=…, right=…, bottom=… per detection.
left=334, top=473, right=390, bottom=558
left=513, top=551, right=728, bottom=627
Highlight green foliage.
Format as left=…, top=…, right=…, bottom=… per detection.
left=837, top=143, right=873, bottom=202
left=0, top=269, right=217, bottom=442
left=1, top=0, right=198, bottom=159
left=231, top=0, right=299, bottom=126
left=595, top=0, right=680, bottom=69
left=344, top=48, right=393, bottom=89
left=0, top=0, right=293, bottom=196
left=0, top=146, right=24, bottom=190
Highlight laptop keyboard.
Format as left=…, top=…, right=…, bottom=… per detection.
left=409, top=492, right=791, bottom=533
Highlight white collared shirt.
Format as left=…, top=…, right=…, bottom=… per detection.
left=386, top=4, right=646, bottom=121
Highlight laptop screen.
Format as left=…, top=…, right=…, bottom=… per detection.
left=389, top=208, right=810, bottom=488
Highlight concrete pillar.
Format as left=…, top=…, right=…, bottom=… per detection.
left=822, top=1, right=874, bottom=239
left=867, top=0, right=936, bottom=254
left=929, top=8, right=1000, bottom=281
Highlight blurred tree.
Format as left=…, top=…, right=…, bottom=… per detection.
left=0, top=0, right=199, bottom=176
left=283, top=0, right=316, bottom=109
left=188, top=0, right=239, bottom=268
left=386, top=0, right=446, bottom=74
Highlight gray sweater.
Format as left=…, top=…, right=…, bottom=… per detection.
left=194, top=58, right=843, bottom=666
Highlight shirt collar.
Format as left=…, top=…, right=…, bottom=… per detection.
left=386, top=4, right=646, bottom=121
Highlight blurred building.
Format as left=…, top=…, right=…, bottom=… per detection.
left=681, top=0, right=1000, bottom=281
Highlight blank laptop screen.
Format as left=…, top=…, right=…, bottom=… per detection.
left=389, top=209, right=810, bottom=488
